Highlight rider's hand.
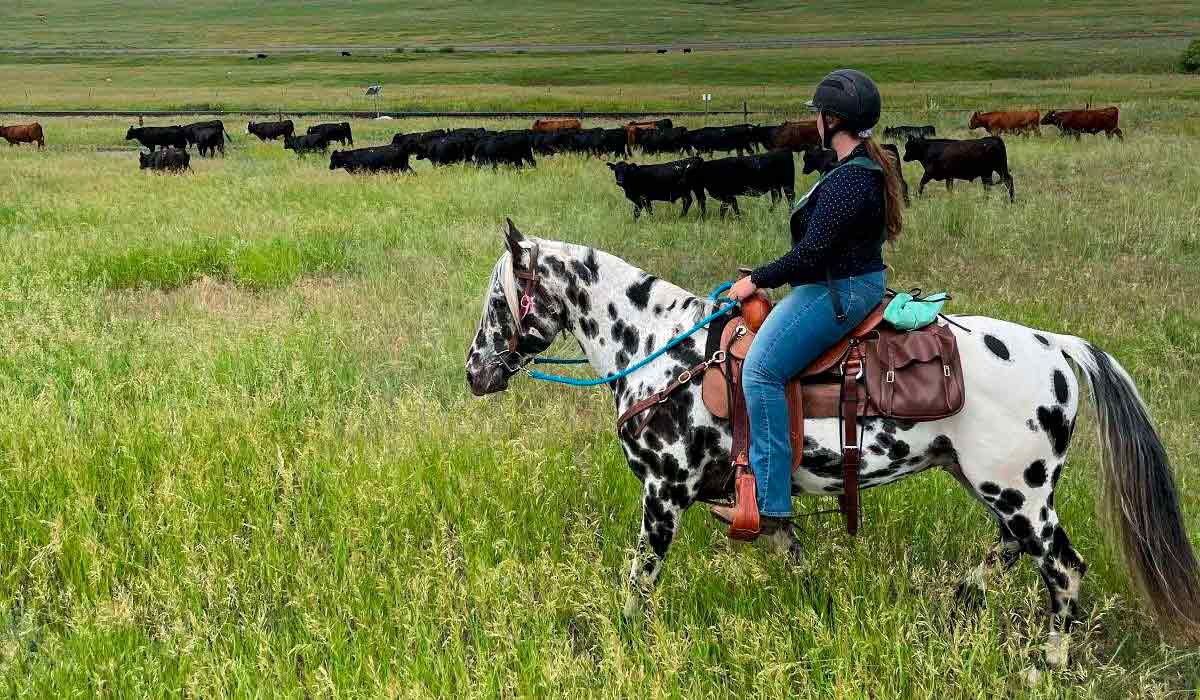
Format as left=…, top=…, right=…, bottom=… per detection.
left=728, top=276, right=758, bottom=302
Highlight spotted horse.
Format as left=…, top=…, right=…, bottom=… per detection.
left=465, top=220, right=1200, bottom=662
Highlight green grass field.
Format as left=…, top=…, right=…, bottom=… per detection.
left=1, top=1, right=1199, bottom=696
left=0, top=109, right=1197, bottom=696
left=3, top=0, right=1197, bottom=50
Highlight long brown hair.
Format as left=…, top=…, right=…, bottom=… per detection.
left=863, top=137, right=904, bottom=242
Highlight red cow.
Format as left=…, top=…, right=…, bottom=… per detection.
left=969, top=110, right=1041, bottom=136
left=532, top=118, right=582, bottom=133
left=1041, top=107, right=1123, bottom=139
left=0, top=122, right=45, bottom=148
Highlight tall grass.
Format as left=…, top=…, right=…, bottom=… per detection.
left=0, top=111, right=1196, bottom=696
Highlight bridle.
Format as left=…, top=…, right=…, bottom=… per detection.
left=492, top=240, right=542, bottom=374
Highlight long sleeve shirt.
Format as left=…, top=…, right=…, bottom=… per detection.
left=751, top=144, right=887, bottom=289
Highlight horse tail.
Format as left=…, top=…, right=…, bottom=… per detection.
left=1058, top=335, right=1200, bottom=642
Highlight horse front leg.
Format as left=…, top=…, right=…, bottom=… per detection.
left=624, top=479, right=689, bottom=619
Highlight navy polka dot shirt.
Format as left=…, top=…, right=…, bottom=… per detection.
left=751, top=144, right=887, bottom=289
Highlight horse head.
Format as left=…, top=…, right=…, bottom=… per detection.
left=466, top=219, right=569, bottom=396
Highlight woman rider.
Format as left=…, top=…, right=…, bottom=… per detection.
left=725, top=69, right=905, bottom=537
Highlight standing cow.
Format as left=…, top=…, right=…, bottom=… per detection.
left=126, top=126, right=188, bottom=151
left=606, top=157, right=705, bottom=220
left=307, top=122, right=353, bottom=147
left=532, top=118, right=582, bottom=133
left=247, top=120, right=295, bottom=141
left=1042, top=107, right=1123, bottom=140
left=903, top=136, right=1015, bottom=203
left=969, top=110, right=1041, bottom=136
left=0, top=122, right=45, bottom=149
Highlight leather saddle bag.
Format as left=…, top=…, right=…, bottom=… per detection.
left=863, top=323, right=965, bottom=420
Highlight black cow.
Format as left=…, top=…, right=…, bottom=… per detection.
left=531, top=129, right=581, bottom=155
left=329, top=145, right=411, bottom=173
left=139, top=147, right=190, bottom=173
left=685, top=124, right=757, bottom=156
left=125, top=126, right=188, bottom=151
left=247, top=120, right=294, bottom=141
left=903, top=137, right=1014, bottom=202
left=607, top=157, right=705, bottom=220
left=695, top=149, right=795, bottom=218
left=568, top=128, right=628, bottom=158
left=283, top=133, right=328, bottom=155
left=182, top=120, right=229, bottom=148
left=638, top=126, right=689, bottom=155
left=883, top=125, right=936, bottom=142
left=418, top=134, right=478, bottom=166
left=307, top=122, right=353, bottom=147
left=802, top=145, right=910, bottom=206
left=392, top=129, right=448, bottom=157
left=189, top=126, right=226, bottom=157
left=474, top=131, right=536, bottom=168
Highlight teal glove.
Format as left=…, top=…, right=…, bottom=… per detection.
left=884, top=291, right=949, bottom=331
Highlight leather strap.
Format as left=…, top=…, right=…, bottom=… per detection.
left=616, top=352, right=723, bottom=437
left=726, top=341, right=760, bottom=540
left=507, top=242, right=541, bottom=354
left=838, top=342, right=863, bottom=536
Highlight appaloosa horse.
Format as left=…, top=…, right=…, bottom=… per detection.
left=465, top=221, right=1200, bottom=661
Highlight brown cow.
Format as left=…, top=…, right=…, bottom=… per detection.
left=625, top=118, right=673, bottom=146
left=1041, top=107, right=1123, bottom=140
left=772, top=119, right=820, bottom=152
left=532, top=118, right=582, bottom=133
left=969, top=110, right=1040, bottom=136
left=0, top=122, right=45, bottom=149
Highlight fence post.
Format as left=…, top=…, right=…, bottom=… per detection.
left=743, top=99, right=748, bottom=121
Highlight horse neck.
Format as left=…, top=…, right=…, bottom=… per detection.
left=538, top=240, right=714, bottom=381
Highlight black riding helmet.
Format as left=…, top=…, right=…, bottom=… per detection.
left=807, top=69, right=882, bottom=147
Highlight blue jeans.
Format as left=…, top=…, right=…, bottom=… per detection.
left=743, top=271, right=886, bottom=517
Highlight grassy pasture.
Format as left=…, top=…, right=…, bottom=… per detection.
left=0, top=108, right=1197, bottom=697
left=1, top=39, right=1196, bottom=113
left=2, top=0, right=1197, bottom=50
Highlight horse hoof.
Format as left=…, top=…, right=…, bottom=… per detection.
left=622, top=594, right=642, bottom=620
left=1043, top=631, right=1069, bottom=668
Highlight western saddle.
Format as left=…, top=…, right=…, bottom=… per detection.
left=617, top=283, right=965, bottom=539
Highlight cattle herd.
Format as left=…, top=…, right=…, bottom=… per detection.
left=1, top=105, right=1124, bottom=214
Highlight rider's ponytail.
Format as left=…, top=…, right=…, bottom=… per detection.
left=863, top=137, right=904, bottom=242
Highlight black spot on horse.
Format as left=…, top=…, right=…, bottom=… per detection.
left=570, top=258, right=597, bottom=286
left=615, top=351, right=630, bottom=369
left=1048, top=527, right=1086, bottom=573
left=607, top=303, right=618, bottom=320
left=652, top=304, right=663, bottom=316
left=1039, top=506, right=1049, bottom=522
left=626, top=275, right=657, bottom=310
left=995, top=488, right=1025, bottom=515
left=644, top=431, right=663, bottom=452
left=666, top=336, right=704, bottom=366
left=1007, top=514, right=1034, bottom=541
left=1040, top=523, right=1054, bottom=539
left=979, top=481, right=1001, bottom=496
left=1025, top=419, right=1038, bottom=432
left=887, top=440, right=910, bottom=460
left=1052, top=369, right=1069, bottom=405
left=868, top=443, right=885, bottom=456
left=1034, top=333, right=1050, bottom=347
left=927, top=435, right=958, bottom=465
left=579, top=317, right=599, bottom=339
left=983, top=334, right=1010, bottom=361
left=802, top=446, right=842, bottom=478
left=611, top=319, right=639, bottom=355
left=875, top=432, right=896, bottom=448
left=1037, top=406, right=1071, bottom=456
left=1024, top=460, right=1047, bottom=488
left=686, top=426, right=723, bottom=468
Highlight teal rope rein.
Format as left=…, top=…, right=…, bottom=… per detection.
left=527, top=281, right=738, bottom=387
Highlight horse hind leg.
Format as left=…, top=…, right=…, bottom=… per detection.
left=971, top=464, right=1083, bottom=666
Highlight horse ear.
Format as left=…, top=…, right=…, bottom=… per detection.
left=504, top=218, right=525, bottom=251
